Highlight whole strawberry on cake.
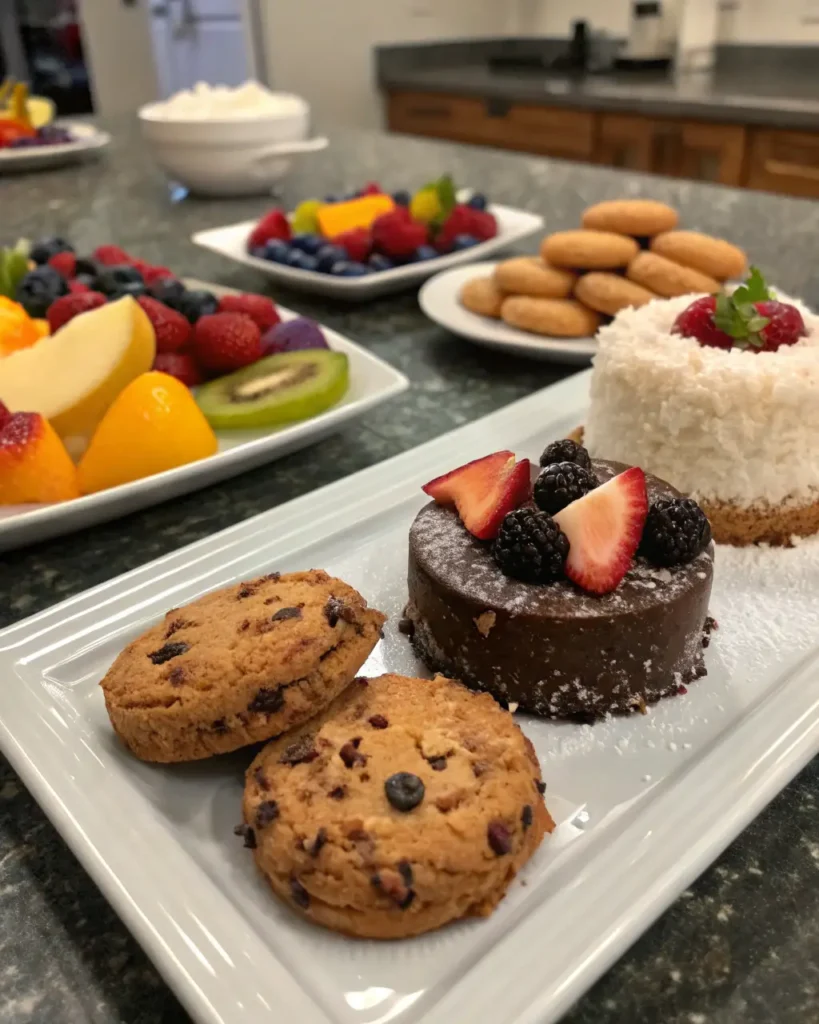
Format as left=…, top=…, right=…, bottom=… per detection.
left=403, top=440, right=714, bottom=719
left=584, top=268, right=819, bottom=545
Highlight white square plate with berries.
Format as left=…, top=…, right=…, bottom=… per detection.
left=2, top=369, right=819, bottom=1024
left=0, top=120, right=110, bottom=173
left=0, top=279, right=408, bottom=552
left=191, top=184, right=544, bottom=301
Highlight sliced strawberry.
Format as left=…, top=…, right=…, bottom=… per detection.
left=553, top=467, right=648, bottom=595
left=422, top=451, right=532, bottom=540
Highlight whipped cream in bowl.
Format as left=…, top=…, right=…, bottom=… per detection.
left=141, top=81, right=308, bottom=123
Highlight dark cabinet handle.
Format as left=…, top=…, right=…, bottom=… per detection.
left=485, top=97, right=510, bottom=118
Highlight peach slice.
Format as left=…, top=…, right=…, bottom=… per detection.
left=78, top=371, right=218, bottom=494
left=0, top=401, right=79, bottom=504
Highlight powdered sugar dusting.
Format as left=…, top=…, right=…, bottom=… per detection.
left=585, top=293, right=819, bottom=506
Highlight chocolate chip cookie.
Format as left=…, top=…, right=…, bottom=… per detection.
left=241, top=673, right=553, bottom=939
left=100, top=570, right=386, bottom=763
left=582, top=199, right=679, bottom=237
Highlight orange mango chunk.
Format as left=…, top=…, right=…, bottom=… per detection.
left=78, top=371, right=218, bottom=495
left=0, top=296, right=42, bottom=357
left=317, top=194, right=395, bottom=238
left=0, top=405, right=79, bottom=504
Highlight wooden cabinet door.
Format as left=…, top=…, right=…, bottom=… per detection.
left=671, top=122, right=746, bottom=186
left=597, top=114, right=655, bottom=172
left=746, top=130, right=819, bottom=199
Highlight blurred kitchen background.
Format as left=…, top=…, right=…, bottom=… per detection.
left=2, top=0, right=819, bottom=196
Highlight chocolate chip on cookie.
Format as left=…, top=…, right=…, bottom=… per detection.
left=241, top=673, right=553, bottom=939
left=100, top=569, right=385, bottom=763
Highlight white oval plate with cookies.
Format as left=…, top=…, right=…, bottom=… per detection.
left=420, top=262, right=597, bottom=365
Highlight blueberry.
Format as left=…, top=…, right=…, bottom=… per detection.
left=391, top=189, right=411, bottom=207
left=29, top=236, right=74, bottom=265
left=323, top=193, right=339, bottom=203
left=385, top=772, right=425, bottom=812
left=298, top=254, right=319, bottom=272
left=467, top=193, right=488, bottom=210
left=73, top=257, right=100, bottom=281
left=285, top=249, right=310, bottom=268
left=330, top=261, right=371, bottom=277
left=316, top=244, right=346, bottom=273
left=249, top=245, right=267, bottom=260
left=451, top=234, right=479, bottom=251
left=15, top=266, right=69, bottom=317
left=97, top=264, right=144, bottom=296
left=412, top=245, right=439, bottom=262
left=175, top=289, right=218, bottom=324
left=290, top=233, right=323, bottom=255
left=262, top=240, right=291, bottom=263
left=74, top=273, right=98, bottom=289
left=149, top=276, right=187, bottom=306
left=109, top=281, right=147, bottom=300
left=368, top=253, right=394, bottom=272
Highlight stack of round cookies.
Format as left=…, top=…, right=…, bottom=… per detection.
left=459, top=199, right=747, bottom=340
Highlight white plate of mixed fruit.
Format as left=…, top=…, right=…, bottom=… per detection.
left=192, top=175, right=544, bottom=301
left=0, top=238, right=408, bottom=552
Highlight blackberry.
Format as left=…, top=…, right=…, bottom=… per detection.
left=149, top=276, right=187, bottom=307
left=176, top=288, right=219, bottom=324
left=493, top=508, right=569, bottom=583
left=640, top=498, right=712, bottom=567
left=539, top=438, right=591, bottom=470
left=534, top=462, right=597, bottom=515
left=97, top=264, right=144, bottom=296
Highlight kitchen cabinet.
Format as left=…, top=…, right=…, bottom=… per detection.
left=385, top=89, right=819, bottom=198
left=746, top=129, right=819, bottom=199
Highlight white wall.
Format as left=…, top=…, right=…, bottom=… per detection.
left=78, top=0, right=159, bottom=115
left=259, top=0, right=512, bottom=130
left=716, top=0, right=819, bottom=43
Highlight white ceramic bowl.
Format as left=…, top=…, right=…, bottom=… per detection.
left=138, top=93, right=327, bottom=196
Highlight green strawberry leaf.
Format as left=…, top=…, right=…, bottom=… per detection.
left=712, top=268, right=772, bottom=346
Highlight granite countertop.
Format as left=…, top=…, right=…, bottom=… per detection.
left=2, top=120, right=819, bottom=1024
left=379, top=50, right=819, bottom=130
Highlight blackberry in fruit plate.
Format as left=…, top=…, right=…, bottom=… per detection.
left=15, top=265, right=69, bottom=317
left=73, top=256, right=101, bottom=282
left=467, top=193, right=488, bottom=210
left=29, top=236, right=74, bottom=265
left=175, top=288, right=218, bottom=324
left=539, top=438, right=592, bottom=470
left=96, top=264, right=144, bottom=296
left=534, top=462, right=598, bottom=516
left=316, top=245, right=346, bottom=272
left=640, top=498, right=712, bottom=567
left=493, top=508, right=569, bottom=584
left=391, top=189, right=411, bottom=206
left=109, top=281, right=147, bottom=300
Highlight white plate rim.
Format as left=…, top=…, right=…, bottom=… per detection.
left=0, top=280, right=409, bottom=552
left=1, top=370, right=819, bottom=1024
left=0, top=120, right=110, bottom=167
left=418, top=261, right=597, bottom=364
left=191, top=202, right=544, bottom=301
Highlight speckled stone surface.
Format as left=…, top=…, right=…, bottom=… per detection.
left=1, top=120, right=819, bottom=1023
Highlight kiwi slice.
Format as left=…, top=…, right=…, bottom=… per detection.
left=196, top=349, right=349, bottom=430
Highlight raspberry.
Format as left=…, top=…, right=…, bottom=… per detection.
left=436, top=205, right=497, bottom=252
left=46, top=291, right=107, bottom=332
left=93, top=244, right=131, bottom=266
left=193, top=312, right=262, bottom=374
left=539, top=439, right=592, bottom=470
left=153, top=351, right=203, bottom=388
left=493, top=508, right=569, bottom=583
left=68, top=279, right=91, bottom=294
left=217, top=293, right=280, bottom=332
left=534, top=462, right=598, bottom=515
left=47, top=251, right=77, bottom=279
left=333, top=227, right=372, bottom=264
left=247, top=208, right=291, bottom=250
left=141, top=265, right=175, bottom=286
left=640, top=498, right=712, bottom=567
left=371, top=210, right=428, bottom=260
left=137, top=296, right=191, bottom=353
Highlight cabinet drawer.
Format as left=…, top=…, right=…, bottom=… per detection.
left=746, top=130, right=819, bottom=199
left=386, top=91, right=595, bottom=160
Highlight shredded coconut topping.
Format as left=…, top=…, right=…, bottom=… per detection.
left=585, top=293, right=819, bottom=506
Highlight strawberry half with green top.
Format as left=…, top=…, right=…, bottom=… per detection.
left=672, top=267, right=807, bottom=352
left=423, top=451, right=532, bottom=540
left=554, top=467, right=648, bottom=595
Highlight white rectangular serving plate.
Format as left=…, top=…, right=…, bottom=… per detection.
left=192, top=202, right=544, bottom=301
left=0, top=280, right=408, bottom=553
left=2, top=370, right=819, bottom=1024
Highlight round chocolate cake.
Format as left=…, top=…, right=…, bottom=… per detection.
left=405, top=460, right=714, bottom=718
